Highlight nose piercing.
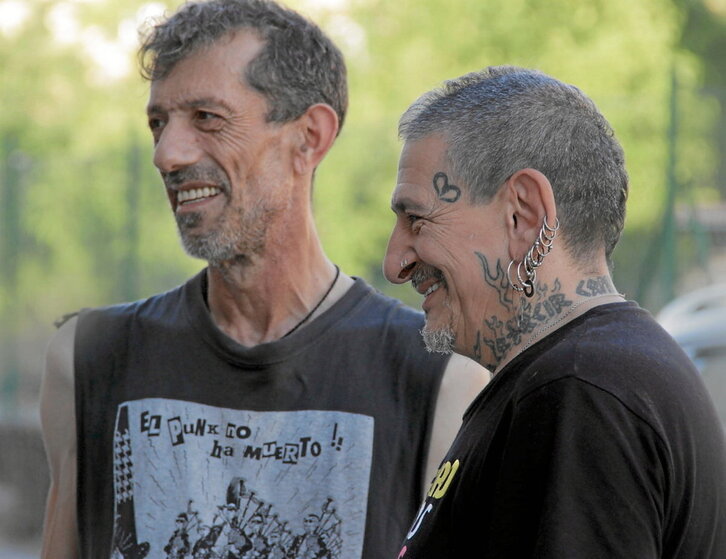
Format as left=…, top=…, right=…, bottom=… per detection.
left=401, top=259, right=408, bottom=268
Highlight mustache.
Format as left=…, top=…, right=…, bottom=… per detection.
left=411, top=265, right=445, bottom=289
left=162, top=164, right=230, bottom=193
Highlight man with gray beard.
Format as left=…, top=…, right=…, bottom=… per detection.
left=383, top=66, right=726, bottom=558
left=38, top=2, right=488, bottom=558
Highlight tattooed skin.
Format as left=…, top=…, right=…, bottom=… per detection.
left=432, top=172, right=462, bottom=203
left=473, top=331, right=483, bottom=362
left=576, top=275, right=616, bottom=297
left=476, top=252, right=513, bottom=308
left=473, top=252, right=574, bottom=370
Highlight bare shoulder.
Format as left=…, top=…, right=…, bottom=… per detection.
left=440, top=353, right=491, bottom=405
left=45, top=316, right=77, bottom=383
left=40, top=316, right=79, bottom=559
left=424, top=354, right=490, bottom=490
left=432, top=353, right=490, bottom=442
left=40, top=315, right=77, bottom=453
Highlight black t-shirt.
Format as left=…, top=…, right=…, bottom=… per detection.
left=73, top=271, right=449, bottom=559
left=399, top=302, right=726, bottom=558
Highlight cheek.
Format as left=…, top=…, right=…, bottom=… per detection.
left=212, top=131, right=254, bottom=170
left=207, top=117, right=261, bottom=169
left=443, top=256, right=490, bottom=321
left=416, top=227, right=457, bottom=263
left=420, top=231, right=477, bottom=283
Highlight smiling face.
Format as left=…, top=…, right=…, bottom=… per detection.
left=147, top=31, right=297, bottom=265
left=384, top=135, right=512, bottom=361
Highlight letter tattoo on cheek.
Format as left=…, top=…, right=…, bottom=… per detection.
left=432, top=172, right=461, bottom=203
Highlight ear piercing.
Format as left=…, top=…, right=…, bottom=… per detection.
left=507, top=216, right=560, bottom=298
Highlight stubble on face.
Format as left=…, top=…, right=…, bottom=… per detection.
left=164, top=163, right=275, bottom=267
left=176, top=205, right=270, bottom=267
left=412, top=264, right=456, bottom=354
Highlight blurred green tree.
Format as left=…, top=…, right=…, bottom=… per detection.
left=0, top=0, right=719, bottom=382
left=309, top=0, right=703, bottom=307
left=674, top=0, right=726, bottom=198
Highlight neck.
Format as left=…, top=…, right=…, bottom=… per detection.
left=205, top=218, right=351, bottom=346
left=480, top=271, right=624, bottom=374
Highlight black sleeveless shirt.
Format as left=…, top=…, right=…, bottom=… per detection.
left=74, top=270, right=448, bottom=559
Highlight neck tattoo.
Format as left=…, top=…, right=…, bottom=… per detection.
left=282, top=265, right=340, bottom=338
left=513, top=292, right=623, bottom=362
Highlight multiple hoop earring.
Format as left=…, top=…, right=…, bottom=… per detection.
left=507, top=216, right=559, bottom=298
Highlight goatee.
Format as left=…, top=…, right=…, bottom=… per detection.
left=420, top=324, right=455, bottom=354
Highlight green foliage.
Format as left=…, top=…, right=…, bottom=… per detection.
left=0, top=0, right=721, bottom=348
left=671, top=0, right=726, bottom=205
left=305, top=0, right=704, bottom=302
left=1, top=0, right=194, bottom=329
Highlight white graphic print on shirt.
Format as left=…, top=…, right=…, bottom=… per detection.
left=110, top=398, right=374, bottom=559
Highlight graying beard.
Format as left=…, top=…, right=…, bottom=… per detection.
left=179, top=229, right=244, bottom=266
left=420, top=325, right=455, bottom=354
left=175, top=209, right=267, bottom=266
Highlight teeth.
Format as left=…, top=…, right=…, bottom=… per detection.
left=424, top=282, right=440, bottom=297
left=178, top=187, right=221, bottom=204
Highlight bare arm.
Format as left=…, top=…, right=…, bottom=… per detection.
left=40, top=316, right=79, bottom=559
left=424, top=354, right=490, bottom=495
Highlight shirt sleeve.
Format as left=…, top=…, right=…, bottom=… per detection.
left=481, top=376, right=666, bottom=559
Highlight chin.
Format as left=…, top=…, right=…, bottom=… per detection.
left=420, top=324, right=456, bottom=354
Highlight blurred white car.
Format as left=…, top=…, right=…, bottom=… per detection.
left=657, top=283, right=726, bottom=367
left=656, top=283, right=726, bottom=428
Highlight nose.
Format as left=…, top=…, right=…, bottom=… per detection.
left=383, top=223, right=417, bottom=284
left=153, top=119, right=202, bottom=174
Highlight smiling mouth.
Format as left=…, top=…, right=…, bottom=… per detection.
left=412, top=265, right=446, bottom=297
left=424, top=282, right=442, bottom=297
left=177, top=186, right=222, bottom=205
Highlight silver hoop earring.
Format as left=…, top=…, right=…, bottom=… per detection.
left=508, top=259, right=535, bottom=297
left=507, top=259, right=524, bottom=293
left=509, top=216, right=557, bottom=299
left=543, top=216, right=560, bottom=236
left=524, top=215, right=559, bottom=296
left=518, top=260, right=535, bottom=298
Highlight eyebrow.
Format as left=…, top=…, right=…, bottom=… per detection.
left=391, top=196, right=428, bottom=215
left=146, top=97, right=234, bottom=115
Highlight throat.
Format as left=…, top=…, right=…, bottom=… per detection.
left=205, top=264, right=343, bottom=346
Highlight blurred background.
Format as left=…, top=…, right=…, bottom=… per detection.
left=1, top=0, right=726, bottom=556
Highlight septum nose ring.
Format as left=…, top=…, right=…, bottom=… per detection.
left=401, top=259, right=408, bottom=268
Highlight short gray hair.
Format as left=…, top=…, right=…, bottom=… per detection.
left=139, top=0, right=348, bottom=131
left=399, top=66, right=628, bottom=262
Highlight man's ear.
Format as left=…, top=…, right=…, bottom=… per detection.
left=504, top=168, right=557, bottom=261
left=292, top=103, right=339, bottom=175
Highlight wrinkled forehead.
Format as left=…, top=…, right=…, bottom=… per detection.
left=146, top=33, right=270, bottom=117
left=391, top=134, right=461, bottom=208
